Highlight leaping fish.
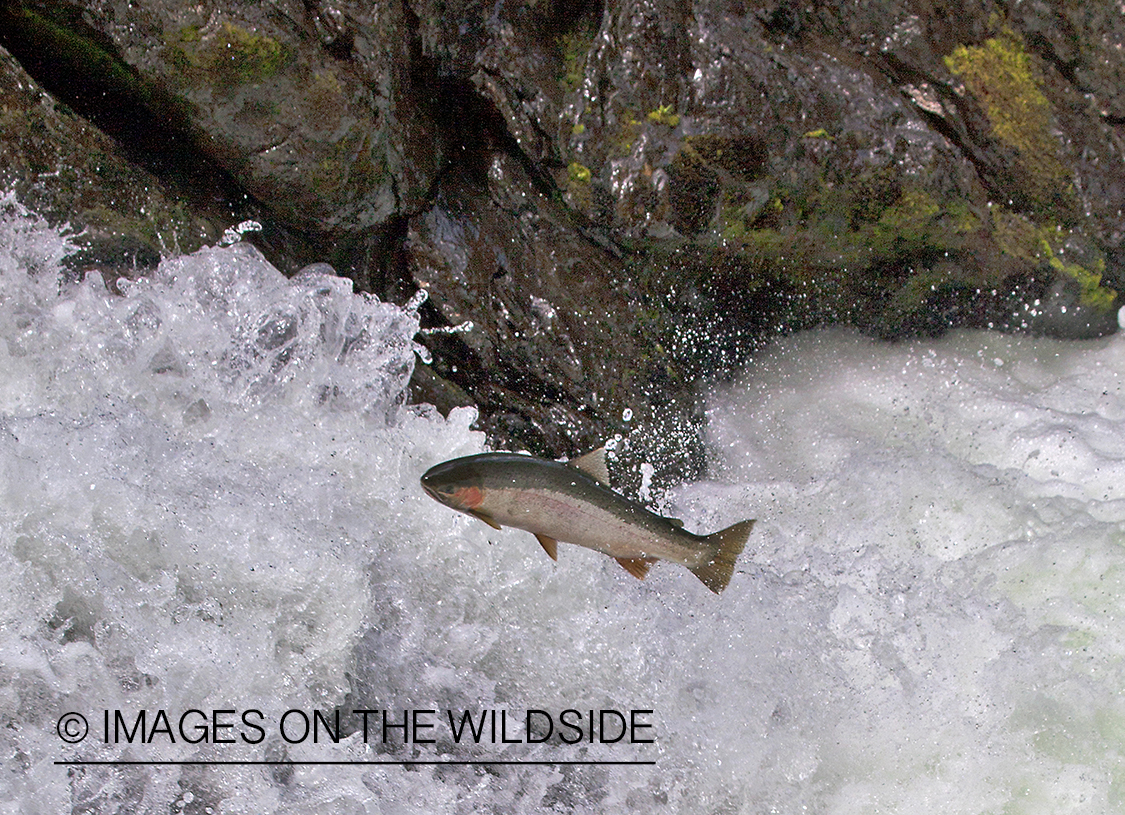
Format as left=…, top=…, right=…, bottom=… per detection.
left=420, top=449, right=754, bottom=593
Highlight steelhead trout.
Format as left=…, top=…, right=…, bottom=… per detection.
left=421, top=449, right=753, bottom=593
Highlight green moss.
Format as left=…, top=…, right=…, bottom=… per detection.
left=309, top=156, right=344, bottom=196
left=177, top=25, right=201, bottom=44
left=609, top=111, right=644, bottom=155
left=698, top=178, right=1009, bottom=333
left=680, top=134, right=767, bottom=180
left=215, top=22, right=287, bottom=83
left=944, top=30, right=1072, bottom=216
left=990, top=207, right=1041, bottom=260
left=719, top=196, right=747, bottom=242
left=80, top=200, right=203, bottom=256
left=170, top=21, right=290, bottom=86
left=944, top=32, right=1047, bottom=152
left=309, top=130, right=392, bottom=203
left=867, top=189, right=946, bottom=255
left=722, top=184, right=965, bottom=268
left=946, top=200, right=982, bottom=233
left=167, top=26, right=200, bottom=74
left=668, top=135, right=770, bottom=235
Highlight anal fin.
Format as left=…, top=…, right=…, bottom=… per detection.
left=535, top=534, right=559, bottom=561
left=616, top=557, right=655, bottom=580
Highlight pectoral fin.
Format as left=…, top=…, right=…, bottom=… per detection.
left=468, top=509, right=502, bottom=531
left=616, top=557, right=656, bottom=580
left=535, top=534, right=559, bottom=561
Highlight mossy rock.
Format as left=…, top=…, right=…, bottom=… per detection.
left=944, top=29, right=1077, bottom=221
left=170, top=22, right=291, bottom=88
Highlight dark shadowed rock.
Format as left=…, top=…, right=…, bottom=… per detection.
left=2, top=0, right=438, bottom=235
left=0, top=43, right=215, bottom=276
left=407, top=150, right=706, bottom=484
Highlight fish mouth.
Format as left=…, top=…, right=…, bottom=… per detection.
left=420, top=477, right=459, bottom=508
left=420, top=479, right=443, bottom=502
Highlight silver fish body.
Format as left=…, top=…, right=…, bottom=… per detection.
left=421, top=451, right=753, bottom=593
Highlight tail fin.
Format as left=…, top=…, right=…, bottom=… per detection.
left=690, top=520, right=755, bottom=594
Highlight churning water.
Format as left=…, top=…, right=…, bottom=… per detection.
left=0, top=194, right=1121, bottom=813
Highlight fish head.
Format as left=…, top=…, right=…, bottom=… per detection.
left=420, top=458, right=486, bottom=513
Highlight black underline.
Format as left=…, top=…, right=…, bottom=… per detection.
left=56, top=760, right=655, bottom=767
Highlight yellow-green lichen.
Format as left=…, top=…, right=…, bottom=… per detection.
left=567, top=161, right=592, bottom=183
left=647, top=104, right=680, bottom=127
left=1044, top=241, right=1116, bottom=311
left=559, top=31, right=593, bottom=93
left=991, top=208, right=1117, bottom=310
left=944, top=30, right=1071, bottom=214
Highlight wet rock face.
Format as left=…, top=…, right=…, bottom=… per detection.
left=0, top=43, right=216, bottom=275
left=2, top=0, right=438, bottom=236
left=2, top=0, right=1124, bottom=473
left=407, top=152, right=708, bottom=482
left=100, top=0, right=439, bottom=233
left=545, top=0, right=1123, bottom=340
left=409, top=160, right=631, bottom=441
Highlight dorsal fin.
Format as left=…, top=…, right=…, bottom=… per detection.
left=568, top=447, right=610, bottom=485
left=534, top=533, right=558, bottom=561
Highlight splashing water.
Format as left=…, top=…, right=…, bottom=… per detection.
left=0, top=196, right=1121, bottom=813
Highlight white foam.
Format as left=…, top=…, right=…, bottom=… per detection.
left=0, top=200, right=1121, bottom=813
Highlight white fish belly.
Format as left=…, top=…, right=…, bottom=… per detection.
left=483, top=486, right=710, bottom=566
